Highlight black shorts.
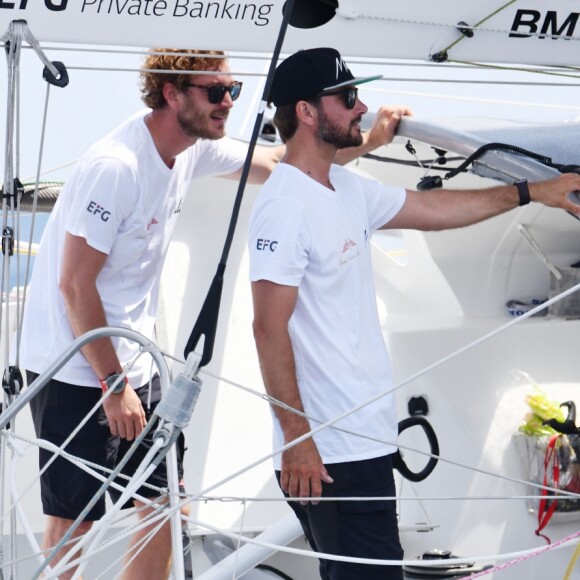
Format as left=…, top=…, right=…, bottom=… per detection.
left=27, top=371, right=185, bottom=521
left=277, top=454, right=404, bottom=580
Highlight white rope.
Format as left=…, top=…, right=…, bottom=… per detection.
left=188, top=493, right=579, bottom=504
left=172, top=502, right=580, bottom=568
left=14, top=81, right=53, bottom=365
left=199, top=367, right=580, bottom=502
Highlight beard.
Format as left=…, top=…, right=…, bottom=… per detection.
left=317, top=108, right=363, bottom=149
left=177, top=103, right=228, bottom=140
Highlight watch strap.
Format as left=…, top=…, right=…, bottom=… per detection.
left=515, top=179, right=530, bottom=206
left=100, top=372, right=128, bottom=393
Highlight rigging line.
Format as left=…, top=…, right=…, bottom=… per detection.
left=99, top=500, right=574, bottom=580
left=564, top=542, right=580, bottom=580
left=7, top=365, right=138, bottom=521
left=196, top=370, right=575, bottom=500
left=137, top=489, right=580, bottom=570
left=171, top=390, right=574, bottom=520
left=5, top=471, right=168, bottom=577
left=233, top=499, right=249, bottom=580
left=464, top=531, right=580, bottom=579
left=0, top=22, right=19, bottom=360
left=9, top=415, right=153, bottom=572
left=39, top=420, right=161, bottom=580
left=11, top=22, right=60, bottom=80
left=195, top=286, right=580, bottom=499
left=67, top=424, right=183, bottom=576
left=58, top=417, right=184, bottom=577
left=183, top=0, right=296, bottom=367
left=1, top=441, right=149, bottom=562
left=443, top=0, right=519, bottom=53
left=14, top=45, right=266, bottom=61
left=91, top=515, right=169, bottom=580
left=18, top=41, right=580, bottom=77
left=38, top=63, right=580, bottom=85
left=196, top=371, right=570, bottom=501
left=22, top=160, right=75, bottom=181
left=7, top=495, right=580, bottom=579
left=0, top=502, right=163, bottom=577
left=15, top=81, right=53, bottom=368
left=19, top=42, right=580, bottom=80
left=344, top=10, right=580, bottom=42
left=447, top=58, right=580, bottom=80
left=366, top=86, right=580, bottom=111
left=329, top=59, right=580, bottom=75
left=0, top=22, right=25, bottom=580
left=3, top=471, right=167, bottom=575
left=64, top=65, right=273, bottom=78
left=12, top=41, right=580, bottom=74
left=373, top=77, right=580, bottom=86
left=8, top=444, right=46, bottom=570
left=167, top=493, right=580, bottom=503
left=12, top=355, right=158, bottom=576
left=45, top=503, right=169, bottom=580
left=0, top=431, right=169, bottom=521
left=400, top=478, right=433, bottom=526
left=1, top=36, right=70, bottom=573
left=178, top=507, right=580, bottom=569
left=71, top=504, right=182, bottom=580
left=140, top=492, right=573, bottom=571
left=362, top=153, right=463, bottom=171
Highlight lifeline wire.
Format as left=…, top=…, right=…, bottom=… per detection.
left=168, top=499, right=580, bottom=570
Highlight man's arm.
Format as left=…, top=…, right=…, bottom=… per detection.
left=251, top=279, right=333, bottom=502
left=226, top=144, right=285, bottom=185
left=60, top=233, right=146, bottom=439
left=386, top=173, right=580, bottom=231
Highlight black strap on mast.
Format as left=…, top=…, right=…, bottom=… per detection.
left=184, top=0, right=297, bottom=366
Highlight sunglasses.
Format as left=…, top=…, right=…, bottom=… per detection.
left=320, top=87, right=358, bottom=110
left=186, top=81, right=243, bottom=104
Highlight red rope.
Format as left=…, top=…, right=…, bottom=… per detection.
left=535, top=434, right=561, bottom=544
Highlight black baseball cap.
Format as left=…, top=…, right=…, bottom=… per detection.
left=269, top=47, right=382, bottom=107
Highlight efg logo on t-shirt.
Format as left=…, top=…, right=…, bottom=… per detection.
left=256, top=238, right=278, bottom=252
left=87, top=201, right=111, bottom=222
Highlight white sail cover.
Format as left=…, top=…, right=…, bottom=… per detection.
left=1, top=0, right=580, bottom=66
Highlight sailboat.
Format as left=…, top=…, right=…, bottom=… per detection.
left=1, top=1, right=580, bottom=578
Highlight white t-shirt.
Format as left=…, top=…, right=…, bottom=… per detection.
left=20, top=110, right=247, bottom=388
left=249, top=163, right=406, bottom=466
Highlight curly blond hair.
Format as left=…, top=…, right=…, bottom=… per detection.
left=140, top=48, right=226, bottom=109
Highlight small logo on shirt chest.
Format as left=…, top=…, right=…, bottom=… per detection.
left=340, top=237, right=359, bottom=265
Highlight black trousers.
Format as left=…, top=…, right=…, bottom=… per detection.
left=277, top=453, right=404, bottom=580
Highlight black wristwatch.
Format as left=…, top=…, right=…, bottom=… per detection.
left=100, top=372, right=128, bottom=394
left=514, top=179, right=530, bottom=206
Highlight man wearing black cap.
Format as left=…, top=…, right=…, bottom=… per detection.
left=249, top=47, right=580, bottom=579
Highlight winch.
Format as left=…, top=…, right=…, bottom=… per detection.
left=403, top=549, right=492, bottom=578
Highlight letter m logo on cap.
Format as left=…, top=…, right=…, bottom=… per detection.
left=335, top=57, right=351, bottom=80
